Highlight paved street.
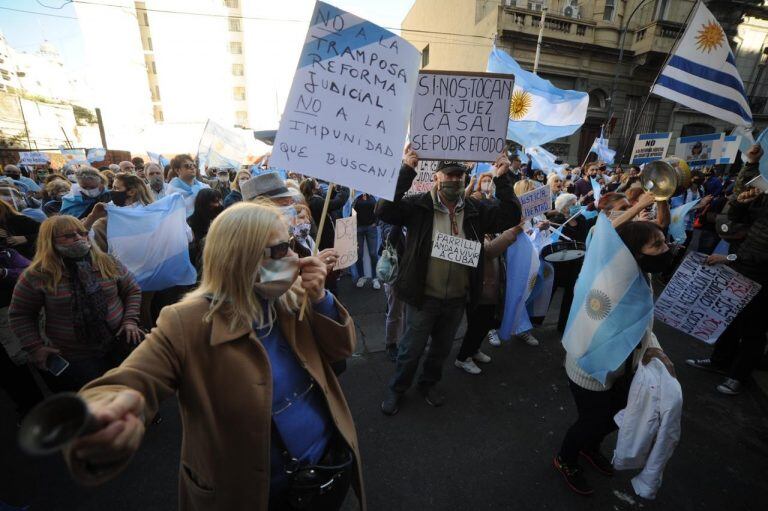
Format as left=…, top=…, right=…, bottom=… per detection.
left=1, top=276, right=767, bottom=510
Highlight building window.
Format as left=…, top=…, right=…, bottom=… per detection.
left=588, top=89, right=607, bottom=109
left=421, top=44, right=429, bottom=68
left=142, top=12, right=149, bottom=26
left=230, top=42, right=242, bottom=54
left=228, top=17, right=241, bottom=32
left=152, top=85, right=161, bottom=101
left=680, top=122, right=716, bottom=137
left=236, top=111, right=248, bottom=126
left=603, top=0, right=615, bottom=21
left=147, top=37, right=153, bottom=51
left=151, top=61, right=157, bottom=74
left=224, top=0, right=239, bottom=7
left=153, top=105, right=164, bottom=122
left=620, top=95, right=659, bottom=141
left=233, top=87, right=246, bottom=100
left=654, top=0, right=670, bottom=21
left=232, top=63, right=244, bottom=76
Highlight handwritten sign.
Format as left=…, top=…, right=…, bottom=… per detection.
left=19, top=152, right=50, bottom=165
left=630, top=133, right=671, bottom=165
left=430, top=232, right=481, bottom=268
left=405, top=160, right=438, bottom=196
left=518, top=185, right=551, bottom=219
left=410, top=71, right=513, bottom=162
left=270, top=1, right=420, bottom=201
left=654, top=252, right=761, bottom=344
left=333, top=212, right=358, bottom=270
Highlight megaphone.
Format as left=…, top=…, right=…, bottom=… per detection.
left=18, top=393, right=98, bottom=456
left=640, top=157, right=691, bottom=200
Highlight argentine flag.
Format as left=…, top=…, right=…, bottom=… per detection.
left=487, top=47, right=588, bottom=148
left=651, top=2, right=752, bottom=127
left=527, top=146, right=567, bottom=178
left=589, top=128, right=616, bottom=164
left=668, top=198, right=700, bottom=244
left=86, top=148, right=106, bottom=164
left=562, top=215, right=654, bottom=384
left=106, top=194, right=197, bottom=292
left=197, top=119, right=247, bottom=171
left=499, top=234, right=540, bottom=339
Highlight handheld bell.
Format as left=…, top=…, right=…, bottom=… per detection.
left=640, top=157, right=691, bottom=200
left=18, top=393, right=98, bottom=456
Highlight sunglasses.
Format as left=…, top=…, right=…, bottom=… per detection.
left=264, top=241, right=290, bottom=260
left=181, top=163, right=196, bottom=170
left=56, top=230, right=87, bottom=240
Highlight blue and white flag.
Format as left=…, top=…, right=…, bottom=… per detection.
left=668, top=198, right=700, bottom=244
left=562, top=215, right=654, bottom=384
left=487, top=46, right=588, bottom=148
left=730, top=125, right=755, bottom=155
left=166, top=177, right=210, bottom=217
left=651, top=1, right=752, bottom=127
left=527, top=146, right=567, bottom=178
left=86, top=148, right=106, bottom=164
left=106, top=194, right=197, bottom=292
left=250, top=165, right=288, bottom=181
left=589, top=128, right=615, bottom=164
left=60, top=148, right=87, bottom=164
left=472, top=162, right=493, bottom=177
left=756, top=127, right=768, bottom=179
left=499, top=234, right=540, bottom=339
left=147, top=151, right=170, bottom=168
left=197, top=119, right=247, bottom=171
left=527, top=260, right=555, bottom=319
left=590, top=178, right=602, bottom=203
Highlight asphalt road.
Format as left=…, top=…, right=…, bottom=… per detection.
left=1, top=276, right=767, bottom=510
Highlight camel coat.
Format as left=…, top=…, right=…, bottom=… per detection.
left=64, top=294, right=364, bottom=511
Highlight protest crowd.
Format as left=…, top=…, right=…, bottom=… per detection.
left=1, top=3, right=767, bottom=511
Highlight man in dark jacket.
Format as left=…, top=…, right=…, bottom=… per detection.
left=376, top=146, right=521, bottom=415
left=686, top=166, right=768, bottom=395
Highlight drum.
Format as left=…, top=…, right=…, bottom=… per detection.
left=542, top=241, right=586, bottom=263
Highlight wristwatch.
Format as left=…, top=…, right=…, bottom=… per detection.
left=726, top=254, right=738, bottom=263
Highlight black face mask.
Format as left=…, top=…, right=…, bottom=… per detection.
left=111, top=190, right=128, bottom=207
left=6, top=174, right=20, bottom=181
left=637, top=250, right=674, bottom=274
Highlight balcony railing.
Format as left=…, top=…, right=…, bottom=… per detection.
left=631, top=20, right=684, bottom=54
left=502, top=5, right=595, bottom=42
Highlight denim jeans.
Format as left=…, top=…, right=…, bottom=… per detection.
left=356, top=224, right=378, bottom=279
left=389, top=297, right=465, bottom=393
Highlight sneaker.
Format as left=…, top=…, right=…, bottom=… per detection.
left=579, top=449, right=614, bottom=477
left=519, top=331, right=539, bottom=346
left=685, top=358, right=726, bottom=375
left=356, top=277, right=367, bottom=288
left=487, top=329, right=501, bottom=347
left=553, top=455, right=593, bottom=496
left=419, top=385, right=446, bottom=407
left=472, top=350, right=491, bottom=364
left=372, top=279, right=381, bottom=290
left=385, top=343, right=398, bottom=363
left=380, top=390, right=402, bottom=416
left=455, top=357, right=482, bottom=375
left=716, top=377, right=742, bottom=395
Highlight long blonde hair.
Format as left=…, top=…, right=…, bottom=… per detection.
left=28, top=216, right=121, bottom=293
left=514, top=178, right=537, bottom=196
left=185, top=202, right=303, bottom=332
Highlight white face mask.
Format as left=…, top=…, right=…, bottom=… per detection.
left=81, top=187, right=101, bottom=198
left=253, top=255, right=300, bottom=299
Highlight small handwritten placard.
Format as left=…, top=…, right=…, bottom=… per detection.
left=430, top=232, right=481, bottom=268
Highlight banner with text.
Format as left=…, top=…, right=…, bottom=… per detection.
left=333, top=212, right=358, bottom=270
left=405, top=160, right=438, bottom=196
left=430, top=232, right=481, bottom=268
left=518, top=185, right=551, bottom=219
left=19, top=152, right=50, bottom=165
left=271, top=1, right=420, bottom=200
left=410, top=71, right=513, bottom=161
left=675, top=133, right=723, bottom=168
left=654, top=252, right=761, bottom=344
left=630, top=132, right=671, bottom=165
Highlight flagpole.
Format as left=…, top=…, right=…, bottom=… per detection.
left=616, top=0, right=700, bottom=163
left=533, top=5, right=548, bottom=74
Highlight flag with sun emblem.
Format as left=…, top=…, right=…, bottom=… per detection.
left=561, top=215, right=654, bottom=384
left=499, top=233, right=540, bottom=339
left=651, top=2, right=752, bottom=127
left=487, top=47, right=588, bottom=148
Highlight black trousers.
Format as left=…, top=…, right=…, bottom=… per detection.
left=711, top=286, right=768, bottom=383
left=558, top=379, right=629, bottom=465
left=0, top=349, right=44, bottom=417
left=456, top=304, right=496, bottom=361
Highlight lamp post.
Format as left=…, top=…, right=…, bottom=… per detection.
left=605, top=0, right=655, bottom=127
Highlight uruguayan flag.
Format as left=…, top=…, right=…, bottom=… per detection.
left=499, top=234, right=540, bottom=339
left=528, top=146, right=567, bottom=178
left=106, top=194, right=197, bottom=292
left=197, top=119, right=247, bottom=170
left=668, top=198, right=700, bottom=244
left=756, top=127, right=768, bottom=179
left=589, top=128, right=615, bottom=164
left=487, top=46, right=588, bottom=148
left=562, top=215, right=654, bottom=384
left=651, top=2, right=752, bottom=127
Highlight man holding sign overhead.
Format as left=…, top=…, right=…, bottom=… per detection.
left=376, top=146, right=520, bottom=415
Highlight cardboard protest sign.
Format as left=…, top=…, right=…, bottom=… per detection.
left=333, top=212, right=358, bottom=270
left=430, top=232, right=481, bottom=268
left=654, top=252, right=761, bottom=344
left=518, top=185, right=551, bottom=219
left=715, top=134, right=741, bottom=164
left=19, top=152, right=50, bottom=165
left=630, top=132, right=671, bottom=165
left=410, top=71, right=513, bottom=162
left=675, top=133, right=723, bottom=168
left=405, top=160, right=438, bottom=196
left=270, top=1, right=420, bottom=200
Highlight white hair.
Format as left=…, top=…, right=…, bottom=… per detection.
left=554, top=193, right=577, bottom=212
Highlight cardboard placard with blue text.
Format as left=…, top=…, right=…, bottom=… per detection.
left=518, top=185, right=551, bottom=219
left=630, top=133, right=671, bottom=165
left=270, top=1, right=421, bottom=200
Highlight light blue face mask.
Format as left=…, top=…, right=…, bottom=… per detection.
left=568, top=205, right=581, bottom=217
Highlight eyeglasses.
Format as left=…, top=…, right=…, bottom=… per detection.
left=264, top=241, right=290, bottom=260
left=55, top=230, right=87, bottom=240
left=181, top=163, right=196, bottom=170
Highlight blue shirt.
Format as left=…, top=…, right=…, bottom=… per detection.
left=254, top=291, right=340, bottom=491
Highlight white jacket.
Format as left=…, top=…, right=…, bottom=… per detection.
left=612, top=358, right=683, bottom=500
